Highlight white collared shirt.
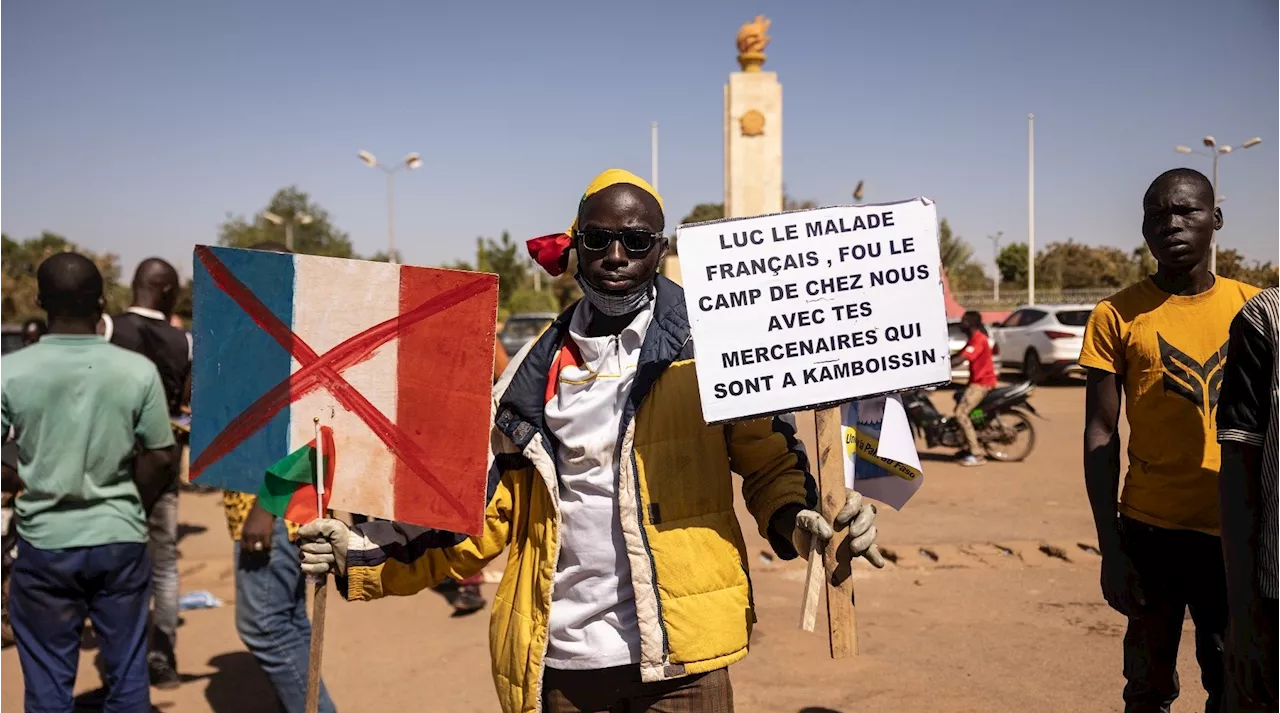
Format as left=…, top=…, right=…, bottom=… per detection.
left=125, top=305, right=166, bottom=321
left=102, top=306, right=192, bottom=360
left=543, top=300, right=652, bottom=670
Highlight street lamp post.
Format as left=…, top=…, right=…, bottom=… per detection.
left=263, top=210, right=314, bottom=252
left=358, top=150, right=423, bottom=264
left=1175, top=135, right=1263, bottom=274
left=651, top=121, right=659, bottom=193
left=1027, top=113, right=1035, bottom=306
left=988, top=230, right=1003, bottom=302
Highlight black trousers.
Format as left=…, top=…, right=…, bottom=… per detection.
left=542, top=666, right=733, bottom=713
left=1121, top=516, right=1227, bottom=713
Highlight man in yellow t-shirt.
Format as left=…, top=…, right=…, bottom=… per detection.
left=1081, top=167, right=1260, bottom=713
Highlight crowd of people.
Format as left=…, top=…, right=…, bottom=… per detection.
left=0, top=166, right=1274, bottom=713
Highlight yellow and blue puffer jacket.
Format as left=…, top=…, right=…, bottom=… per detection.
left=339, top=276, right=816, bottom=713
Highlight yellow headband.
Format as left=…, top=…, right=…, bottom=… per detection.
left=568, top=168, right=664, bottom=233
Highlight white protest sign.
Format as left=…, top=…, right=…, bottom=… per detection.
left=676, top=199, right=951, bottom=424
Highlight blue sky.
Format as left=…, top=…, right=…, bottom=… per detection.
left=3, top=0, right=1276, bottom=279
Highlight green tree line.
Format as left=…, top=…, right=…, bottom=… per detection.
left=902, top=218, right=1276, bottom=294
left=6, top=187, right=1275, bottom=324
left=2, top=232, right=131, bottom=322
left=2, top=186, right=581, bottom=324
left=992, top=239, right=1277, bottom=291
left=220, top=187, right=592, bottom=320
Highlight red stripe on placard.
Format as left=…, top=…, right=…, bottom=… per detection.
left=394, top=268, right=498, bottom=536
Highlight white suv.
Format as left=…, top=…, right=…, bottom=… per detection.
left=994, top=304, right=1095, bottom=381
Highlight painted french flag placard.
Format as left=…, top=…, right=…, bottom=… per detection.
left=189, top=245, right=499, bottom=536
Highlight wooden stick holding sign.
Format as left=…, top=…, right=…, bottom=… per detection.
left=798, top=406, right=858, bottom=657
left=305, top=418, right=328, bottom=713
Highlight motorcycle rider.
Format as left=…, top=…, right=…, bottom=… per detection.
left=949, top=310, right=997, bottom=466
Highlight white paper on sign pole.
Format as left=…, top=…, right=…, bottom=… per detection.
left=676, top=199, right=951, bottom=424
left=841, top=396, right=924, bottom=510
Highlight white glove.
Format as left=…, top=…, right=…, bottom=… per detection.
left=298, top=518, right=350, bottom=576
left=791, top=490, right=886, bottom=569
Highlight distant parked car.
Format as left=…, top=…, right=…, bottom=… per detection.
left=993, top=304, right=1094, bottom=381
left=498, top=312, right=559, bottom=357
left=948, top=321, right=1002, bottom=381
left=1, top=325, right=23, bottom=356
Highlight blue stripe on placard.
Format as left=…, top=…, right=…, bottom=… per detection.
left=190, top=246, right=295, bottom=495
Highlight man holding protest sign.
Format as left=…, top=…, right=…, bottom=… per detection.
left=298, top=169, right=883, bottom=713
left=1081, top=168, right=1260, bottom=713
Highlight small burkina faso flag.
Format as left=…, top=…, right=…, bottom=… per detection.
left=257, top=426, right=335, bottom=523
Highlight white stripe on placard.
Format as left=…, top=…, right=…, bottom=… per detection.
left=290, top=255, right=400, bottom=521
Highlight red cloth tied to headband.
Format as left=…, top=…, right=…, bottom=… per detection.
left=527, top=232, right=573, bottom=277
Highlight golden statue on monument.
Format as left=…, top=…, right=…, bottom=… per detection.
left=736, top=15, right=770, bottom=72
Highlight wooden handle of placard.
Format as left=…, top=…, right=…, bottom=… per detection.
left=817, top=406, right=858, bottom=657
left=305, top=575, right=328, bottom=713
left=306, top=417, right=329, bottom=713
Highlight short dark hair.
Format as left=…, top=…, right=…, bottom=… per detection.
left=1145, top=168, right=1214, bottom=204
left=132, top=257, right=179, bottom=290
left=36, top=252, right=103, bottom=319
left=961, top=310, right=987, bottom=334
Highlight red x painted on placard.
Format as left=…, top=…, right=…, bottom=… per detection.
left=190, top=246, right=488, bottom=521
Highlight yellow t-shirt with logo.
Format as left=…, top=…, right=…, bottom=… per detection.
left=222, top=491, right=299, bottom=542
left=1080, top=276, right=1261, bottom=534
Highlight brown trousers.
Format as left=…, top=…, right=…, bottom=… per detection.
left=542, top=666, right=733, bottom=713
left=955, top=384, right=991, bottom=455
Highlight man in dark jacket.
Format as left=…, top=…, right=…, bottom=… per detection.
left=105, top=257, right=190, bottom=689
left=298, top=169, right=885, bottom=713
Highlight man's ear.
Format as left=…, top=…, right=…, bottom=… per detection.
left=658, top=236, right=671, bottom=263
left=34, top=294, right=43, bottom=310
left=1213, top=206, right=1223, bottom=231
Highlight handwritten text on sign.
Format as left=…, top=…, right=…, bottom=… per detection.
left=677, top=199, right=951, bottom=424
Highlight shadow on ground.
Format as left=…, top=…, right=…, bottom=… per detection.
left=176, top=523, right=208, bottom=544
left=202, top=652, right=278, bottom=713
left=71, top=652, right=276, bottom=713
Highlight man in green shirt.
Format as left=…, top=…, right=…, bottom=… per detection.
left=2, top=252, right=175, bottom=712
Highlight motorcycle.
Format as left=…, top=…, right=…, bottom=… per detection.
left=900, top=381, right=1039, bottom=462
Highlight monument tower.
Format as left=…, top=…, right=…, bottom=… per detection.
left=662, top=16, right=783, bottom=286
left=724, top=15, right=782, bottom=218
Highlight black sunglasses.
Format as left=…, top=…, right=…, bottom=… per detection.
left=574, top=227, right=662, bottom=254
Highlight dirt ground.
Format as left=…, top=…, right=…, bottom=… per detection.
left=1, top=381, right=1214, bottom=712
